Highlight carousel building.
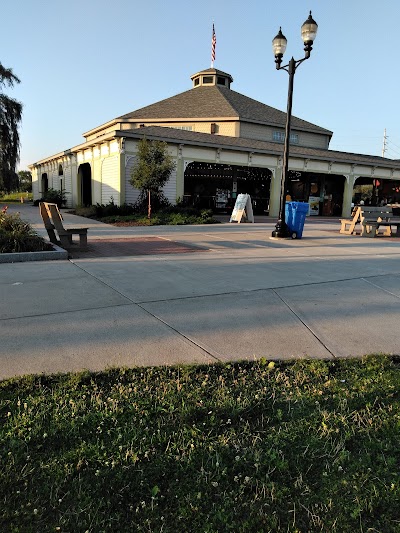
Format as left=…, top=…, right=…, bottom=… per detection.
left=30, top=67, right=400, bottom=217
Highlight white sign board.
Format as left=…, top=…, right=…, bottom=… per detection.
left=309, top=196, right=320, bottom=216
left=230, top=194, right=254, bottom=223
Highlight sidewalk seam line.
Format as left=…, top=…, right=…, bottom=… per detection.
left=272, top=288, right=336, bottom=358
left=361, top=277, right=400, bottom=299
left=132, top=272, right=400, bottom=305
left=68, top=260, right=221, bottom=362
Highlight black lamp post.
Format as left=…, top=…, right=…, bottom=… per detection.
left=271, top=12, right=318, bottom=239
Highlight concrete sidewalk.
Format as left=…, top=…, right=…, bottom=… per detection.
left=1, top=203, right=400, bottom=380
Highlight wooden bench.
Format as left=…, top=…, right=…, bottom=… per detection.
left=361, top=206, right=400, bottom=238
left=39, top=202, right=88, bottom=249
left=340, top=206, right=362, bottom=235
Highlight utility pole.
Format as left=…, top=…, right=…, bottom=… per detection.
left=382, top=128, right=387, bottom=157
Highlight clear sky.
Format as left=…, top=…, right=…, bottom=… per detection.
left=1, top=0, right=400, bottom=171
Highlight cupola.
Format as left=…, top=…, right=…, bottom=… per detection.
left=190, top=68, right=233, bottom=89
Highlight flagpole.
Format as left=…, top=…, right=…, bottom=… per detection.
left=211, top=23, right=216, bottom=68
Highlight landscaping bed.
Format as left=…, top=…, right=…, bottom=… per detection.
left=69, top=203, right=220, bottom=226
left=1, top=355, right=399, bottom=532
left=0, top=206, right=67, bottom=262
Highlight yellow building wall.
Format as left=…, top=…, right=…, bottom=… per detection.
left=240, top=122, right=330, bottom=149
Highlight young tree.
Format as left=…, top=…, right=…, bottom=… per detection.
left=130, top=137, right=175, bottom=218
left=0, top=63, right=23, bottom=191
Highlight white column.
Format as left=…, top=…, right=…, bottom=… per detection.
left=342, top=174, right=356, bottom=217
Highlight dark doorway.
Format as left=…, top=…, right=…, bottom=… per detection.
left=78, top=163, right=92, bottom=206
left=41, top=173, right=48, bottom=193
left=287, top=171, right=345, bottom=216
left=354, top=176, right=400, bottom=207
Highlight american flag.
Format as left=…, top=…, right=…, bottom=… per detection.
left=211, top=24, right=216, bottom=66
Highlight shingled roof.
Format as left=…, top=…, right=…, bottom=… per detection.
left=118, top=85, right=332, bottom=136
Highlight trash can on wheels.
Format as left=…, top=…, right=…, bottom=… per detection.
left=285, top=202, right=309, bottom=239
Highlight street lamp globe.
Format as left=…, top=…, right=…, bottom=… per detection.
left=272, top=27, right=287, bottom=68
left=301, top=11, right=318, bottom=54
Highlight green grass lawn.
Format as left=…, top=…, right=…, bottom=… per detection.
left=1, top=356, right=399, bottom=532
left=0, top=192, right=32, bottom=203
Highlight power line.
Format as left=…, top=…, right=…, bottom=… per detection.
left=386, top=138, right=400, bottom=151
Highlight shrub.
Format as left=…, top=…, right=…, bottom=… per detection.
left=0, top=207, right=51, bottom=253
left=93, top=200, right=136, bottom=218
left=33, top=188, right=67, bottom=208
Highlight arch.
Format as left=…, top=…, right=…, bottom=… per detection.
left=285, top=171, right=346, bottom=216
left=58, top=164, right=63, bottom=176
left=41, top=173, right=48, bottom=193
left=77, top=163, right=92, bottom=206
left=184, top=161, right=272, bottom=214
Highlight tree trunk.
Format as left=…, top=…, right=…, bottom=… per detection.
left=148, top=190, right=151, bottom=220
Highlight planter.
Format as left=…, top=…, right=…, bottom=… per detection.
left=0, top=242, right=68, bottom=263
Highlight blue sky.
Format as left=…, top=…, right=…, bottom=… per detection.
left=2, top=0, right=400, bottom=170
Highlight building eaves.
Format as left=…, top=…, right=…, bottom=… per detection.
left=120, top=126, right=400, bottom=169
left=31, top=126, right=400, bottom=171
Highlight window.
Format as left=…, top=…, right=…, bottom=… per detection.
left=273, top=131, right=299, bottom=144
left=202, top=76, right=213, bottom=84
left=217, top=76, right=226, bottom=86
left=273, top=131, right=285, bottom=142
left=194, top=78, right=200, bottom=86
left=58, top=164, right=63, bottom=176
left=173, top=126, right=193, bottom=131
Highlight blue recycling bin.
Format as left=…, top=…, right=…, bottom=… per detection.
left=285, top=202, right=309, bottom=239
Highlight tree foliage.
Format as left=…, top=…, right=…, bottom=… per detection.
left=17, top=170, right=32, bottom=192
left=131, top=137, right=175, bottom=193
left=0, top=63, right=23, bottom=191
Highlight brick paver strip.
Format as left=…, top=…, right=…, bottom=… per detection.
left=69, top=237, right=207, bottom=259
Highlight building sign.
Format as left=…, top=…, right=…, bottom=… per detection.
left=230, top=193, right=254, bottom=223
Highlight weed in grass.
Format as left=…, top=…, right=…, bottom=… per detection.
left=0, top=356, right=399, bottom=532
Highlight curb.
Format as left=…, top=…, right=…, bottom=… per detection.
left=0, top=243, right=68, bottom=263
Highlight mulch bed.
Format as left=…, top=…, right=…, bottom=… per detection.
left=68, top=237, right=207, bottom=259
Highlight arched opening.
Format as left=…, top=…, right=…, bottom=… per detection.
left=78, top=163, right=92, bottom=206
left=58, top=164, right=63, bottom=176
left=286, top=171, right=346, bottom=216
left=41, top=173, right=48, bottom=194
left=184, top=162, right=272, bottom=214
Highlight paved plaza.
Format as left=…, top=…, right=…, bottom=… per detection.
left=1, top=203, right=400, bottom=380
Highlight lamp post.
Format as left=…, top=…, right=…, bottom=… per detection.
left=271, top=12, right=318, bottom=238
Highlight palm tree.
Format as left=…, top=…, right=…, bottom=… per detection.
left=0, top=63, right=23, bottom=190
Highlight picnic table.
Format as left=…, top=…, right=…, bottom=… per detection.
left=361, top=206, right=400, bottom=238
